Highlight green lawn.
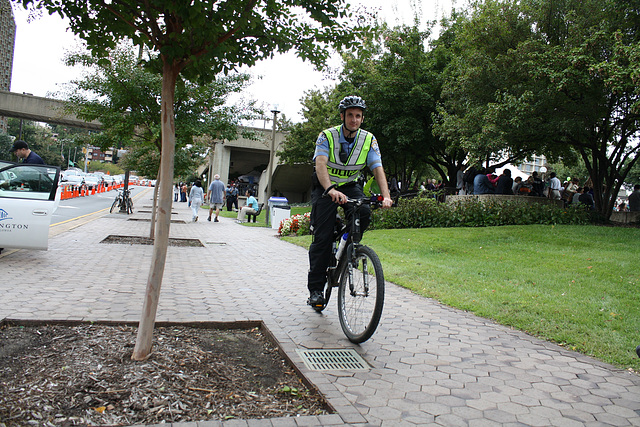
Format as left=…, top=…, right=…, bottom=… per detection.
left=283, top=224, right=640, bottom=372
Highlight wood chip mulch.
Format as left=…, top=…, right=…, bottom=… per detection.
left=0, top=323, right=329, bottom=426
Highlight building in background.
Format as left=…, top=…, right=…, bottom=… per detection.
left=516, top=154, right=548, bottom=175
left=0, top=0, right=16, bottom=133
left=87, top=146, right=113, bottom=163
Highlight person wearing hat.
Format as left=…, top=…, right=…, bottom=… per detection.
left=10, top=140, right=44, bottom=164
left=306, top=95, right=392, bottom=308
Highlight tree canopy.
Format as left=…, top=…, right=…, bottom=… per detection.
left=341, top=23, right=460, bottom=187
left=281, top=0, right=639, bottom=210
left=62, top=43, right=258, bottom=180
left=280, top=22, right=458, bottom=189
left=434, top=0, right=640, bottom=217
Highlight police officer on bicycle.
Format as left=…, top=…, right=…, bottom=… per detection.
left=307, top=95, right=393, bottom=307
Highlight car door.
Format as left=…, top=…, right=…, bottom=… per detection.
left=0, top=161, right=61, bottom=250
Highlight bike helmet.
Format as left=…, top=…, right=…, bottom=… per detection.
left=338, top=96, right=367, bottom=113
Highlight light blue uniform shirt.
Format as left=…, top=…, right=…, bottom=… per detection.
left=313, top=126, right=383, bottom=171
left=246, top=196, right=259, bottom=210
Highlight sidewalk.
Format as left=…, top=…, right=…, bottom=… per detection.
left=1, top=192, right=639, bottom=426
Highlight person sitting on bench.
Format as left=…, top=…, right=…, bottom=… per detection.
left=237, top=189, right=259, bottom=222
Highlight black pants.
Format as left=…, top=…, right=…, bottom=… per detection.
left=307, top=183, right=371, bottom=293
left=226, top=196, right=237, bottom=211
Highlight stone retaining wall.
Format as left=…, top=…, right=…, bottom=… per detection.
left=610, top=211, right=640, bottom=224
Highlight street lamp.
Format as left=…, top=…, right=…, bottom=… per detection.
left=265, top=106, right=280, bottom=225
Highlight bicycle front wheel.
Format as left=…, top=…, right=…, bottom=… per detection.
left=337, top=245, right=385, bottom=343
left=110, top=198, right=119, bottom=213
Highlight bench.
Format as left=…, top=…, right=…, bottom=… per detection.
left=246, top=203, right=264, bottom=222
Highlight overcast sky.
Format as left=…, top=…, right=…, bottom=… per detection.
left=10, top=0, right=456, bottom=123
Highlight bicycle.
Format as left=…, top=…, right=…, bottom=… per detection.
left=312, top=185, right=387, bottom=343
left=110, top=188, right=134, bottom=214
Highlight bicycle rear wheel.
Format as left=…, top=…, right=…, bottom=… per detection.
left=126, top=197, right=134, bottom=214
left=337, top=245, right=385, bottom=343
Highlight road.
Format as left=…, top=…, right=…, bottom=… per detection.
left=49, top=186, right=154, bottom=236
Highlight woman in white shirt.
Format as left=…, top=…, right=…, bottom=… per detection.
left=189, top=180, right=205, bottom=222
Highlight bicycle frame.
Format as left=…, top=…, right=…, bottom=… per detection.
left=328, top=195, right=384, bottom=288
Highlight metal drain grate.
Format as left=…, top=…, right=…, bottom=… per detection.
left=296, top=348, right=370, bottom=371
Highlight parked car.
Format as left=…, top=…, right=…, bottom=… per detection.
left=103, top=175, right=116, bottom=186
left=61, top=169, right=85, bottom=185
left=0, top=160, right=61, bottom=251
left=83, top=174, right=101, bottom=190
left=93, top=172, right=115, bottom=186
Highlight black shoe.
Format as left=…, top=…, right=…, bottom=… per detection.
left=214, top=217, right=219, bottom=222
left=307, top=290, right=324, bottom=307
left=207, top=216, right=211, bottom=221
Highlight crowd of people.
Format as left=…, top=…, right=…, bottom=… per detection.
left=447, top=165, right=640, bottom=212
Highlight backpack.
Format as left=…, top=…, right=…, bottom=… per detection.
left=518, top=186, right=531, bottom=194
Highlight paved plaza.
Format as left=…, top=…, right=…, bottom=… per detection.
left=1, top=190, right=639, bottom=426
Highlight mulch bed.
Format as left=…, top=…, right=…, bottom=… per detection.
left=0, top=323, right=329, bottom=426
left=100, top=235, right=204, bottom=247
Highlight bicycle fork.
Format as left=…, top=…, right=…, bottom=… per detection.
left=345, top=243, right=370, bottom=298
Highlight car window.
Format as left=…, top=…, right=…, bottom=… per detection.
left=0, top=161, right=60, bottom=201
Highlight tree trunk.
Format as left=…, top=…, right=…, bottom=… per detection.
left=149, top=169, right=161, bottom=240
left=132, top=60, right=179, bottom=361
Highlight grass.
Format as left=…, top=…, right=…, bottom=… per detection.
left=282, top=224, right=640, bottom=371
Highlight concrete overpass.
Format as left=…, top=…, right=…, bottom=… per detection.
left=0, top=90, right=102, bottom=130
left=0, top=90, right=312, bottom=202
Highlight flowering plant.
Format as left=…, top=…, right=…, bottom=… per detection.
left=278, top=212, right=311, bottom=236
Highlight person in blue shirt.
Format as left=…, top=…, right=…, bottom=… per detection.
left=10, top=140, right=44, bottom=164
left=473, top=168, right=496, bottom=195
left=207, top=174, right=226, bottom=222
left=236, top=189, right=259, bottom=222
left=307, top=96, right=393, bottom=308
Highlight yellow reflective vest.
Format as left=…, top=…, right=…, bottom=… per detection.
left=323, top=126, right=373, bottom=186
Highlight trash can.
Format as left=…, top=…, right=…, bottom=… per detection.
left=268, top=197, right=290, bottom=229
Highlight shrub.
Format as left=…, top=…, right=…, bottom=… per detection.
left=371, top=196, right=591, bottom=229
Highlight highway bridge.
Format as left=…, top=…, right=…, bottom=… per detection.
left=0, top=90, right=101, bottom=130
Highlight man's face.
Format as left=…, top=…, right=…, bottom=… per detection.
left=341, top=108, right=364, bottom=131
left=13, top=148, right=27, bottom=160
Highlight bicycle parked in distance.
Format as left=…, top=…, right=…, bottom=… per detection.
left=312, top=185, right=387, bottom=343
left=110, top=188, right=134, bottom=214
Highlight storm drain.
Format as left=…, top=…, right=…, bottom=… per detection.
left=296, top=348, right=370, bottom=371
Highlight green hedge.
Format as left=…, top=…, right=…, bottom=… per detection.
left=371, top=197, right=592, bottom=229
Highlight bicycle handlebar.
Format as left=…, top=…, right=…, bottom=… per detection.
left=322, top=184, right=391, bottom=208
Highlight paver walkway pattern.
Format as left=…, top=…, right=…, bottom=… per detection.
left=1, top=190, right=639, bottom=426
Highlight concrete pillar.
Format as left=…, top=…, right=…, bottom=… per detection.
left=211, top=143, right=231, bottom=185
